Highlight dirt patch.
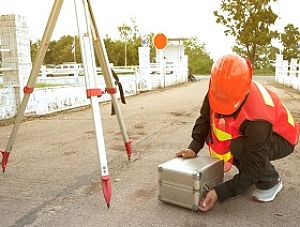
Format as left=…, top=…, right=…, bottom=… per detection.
left=85, top=130, right=94, bottom=135
left=134, top=122, right=145, bottom=129
left=63, top=151, right=78, bottom=156
left=136, top=131, right=147, bottom=136
left=114, top=132, right=122, bottom=136
left=110, top=144, right=126, bottom=151
left=86, top=181, right=102, bottom=194
left=169, top=111, right=192, bottom=117
left=183, top=220, right=207, bottom=227
left=131, top=185, right=156, bottom=200
left=84, top=130, right=95, bottom=139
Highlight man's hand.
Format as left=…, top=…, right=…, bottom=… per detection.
left=176, top=149, right=196, bottom=159
left=198, top=190, right=218, bottom=212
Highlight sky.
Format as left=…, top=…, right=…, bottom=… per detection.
left=0, top=0, right=299, bottom=60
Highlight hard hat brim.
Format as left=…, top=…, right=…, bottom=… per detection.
left=208, top=85, right=248, bottom=115
left=209, top=94, right=241, bottom=115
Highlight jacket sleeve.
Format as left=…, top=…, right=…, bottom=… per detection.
left=188, top=93, right=210, bottom=154
left=214, top=120, right=273, bottom=202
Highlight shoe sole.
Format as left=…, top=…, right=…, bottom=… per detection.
left=251, top=182, right=283, bottom=203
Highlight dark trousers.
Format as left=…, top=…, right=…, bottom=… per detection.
left=256, top=133, right=294, bottom=189
left=233, top=133, right=294, bottom=190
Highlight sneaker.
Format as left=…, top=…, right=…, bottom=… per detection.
left=252, top=180, right=283, bottom=202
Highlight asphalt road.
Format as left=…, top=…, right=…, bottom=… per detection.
left=1, top=76, right=300, bottom=227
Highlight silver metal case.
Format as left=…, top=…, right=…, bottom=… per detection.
left=158, top=155, right=224, bottom=211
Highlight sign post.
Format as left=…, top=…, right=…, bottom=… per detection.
left=153, top=33, right=168, bottom=87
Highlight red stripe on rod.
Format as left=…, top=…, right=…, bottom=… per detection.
left=1, top=150, right=10, bottom=173
left=86, top=88, right=103, bottom=98
left=101, top=175, right=111, bottom=208
left=23, top=86, right=34, bottom=94
left=105, top=87, right=117, bottom=94
left=124, top=140, right=133, bottom=161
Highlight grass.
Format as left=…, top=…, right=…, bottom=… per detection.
left=253, top=69, right=275, bottom=75
left=35, top=83, right=66, bottom=88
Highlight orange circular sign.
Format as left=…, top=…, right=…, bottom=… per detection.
left=153, top=33, right=168, bottom=49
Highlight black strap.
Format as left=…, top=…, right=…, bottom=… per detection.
left=110, top=68, right=126, bottom=115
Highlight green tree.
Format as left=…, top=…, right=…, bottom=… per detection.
left=184, top=38, right=213, bottom=75
left=117, top=18, right=146, bottom=66
left=30, top=39, right=56, bottom=64
left=30, top=40, right=41, bottom=62
left=128, top=18, right=142, bottom=65
left=281, top=24, right=300, bottom=60
left=146, top=32, right=156, bottom=62
left=31, top=35, right=81, bottom=65
left=130, top=17, right=140, bottom=45
left=46, top=35, right=79, bottom=64
left=45, top=40, right=58, bottom=64
left=251, top=44, right=278, bottom=74
left=214, top=0, right=278, bottom=68
left=104, top=36, right=126, bottom=66
left=118, top=24, right=132, bottom=66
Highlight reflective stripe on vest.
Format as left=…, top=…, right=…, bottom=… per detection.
left=212, top=122, right=232, bottom=141
left=209, top=147, right=233, bottom=162
left=254, top=81, right=274, bottom=107
left=255, top=81, right=295, bottom=127
left=282, top=104, right=295, bottom=126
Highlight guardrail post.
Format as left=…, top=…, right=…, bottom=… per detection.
left=0, top=15, right=32, bottom=110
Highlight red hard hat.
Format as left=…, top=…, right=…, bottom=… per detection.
left=208, top=54, right=253, bottom=115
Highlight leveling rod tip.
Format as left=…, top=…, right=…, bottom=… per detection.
left=1, top=150, right=10, bottom=173
left=124, top=140, right=133, bottom=161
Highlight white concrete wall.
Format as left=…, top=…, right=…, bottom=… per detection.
left=0, top=15, right=32, bottom=102
left=0, top=73, right=187, bottom=120
left=23, top=76, right=138, bottom=117
left=1, top=62, right=188, bottom=120
left=163, top=43, right=182, bottom=64
left=0, top=87, right=17, bottom=119
left=0, top=14, right=32, bottom=120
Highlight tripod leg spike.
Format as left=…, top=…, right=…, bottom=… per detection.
left=1, top=150, right=10, bottom=173
left=124, top=140, right=133, bottom=161
left=101, top=175, right=112, bottom=208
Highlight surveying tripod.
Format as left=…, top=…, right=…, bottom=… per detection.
left=0, top=0, right=132, bottom=208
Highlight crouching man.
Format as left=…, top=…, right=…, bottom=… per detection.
left=177, top=54, right=299, bottom=212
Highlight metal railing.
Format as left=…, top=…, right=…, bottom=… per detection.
left=275, top=55, right=300, bottom=91
left=38, top=62, right=177, bottom=78
left=39, top=64, right=138, bottom=77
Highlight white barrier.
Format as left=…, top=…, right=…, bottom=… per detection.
left=0, top=64, right=188, bottom=120
left=33, top=62, right=186, bottom=89
left=38, top=65, right=137, bottom=78
left=275, top=54, right=300, bottom=91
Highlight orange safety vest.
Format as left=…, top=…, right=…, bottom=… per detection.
left=208, top=81, right=299, bottom=172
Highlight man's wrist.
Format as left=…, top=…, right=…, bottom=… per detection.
left=188, top=140, right=201, bottom=154
left=214, top=183, right=232, bottom=202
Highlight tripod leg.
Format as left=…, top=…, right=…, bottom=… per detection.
left=1, top=0, right=64, bottom=173
left=86, top=0, right=132, bottom=160
left=74, top=0, right=111, bottom=208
